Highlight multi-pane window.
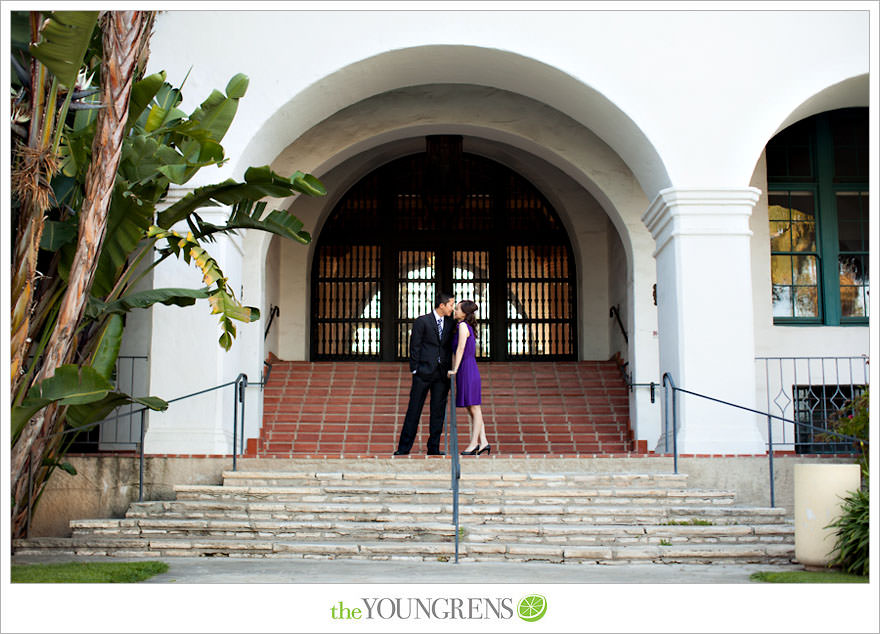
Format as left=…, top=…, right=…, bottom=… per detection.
left=766, top=108, right=869, bottom=324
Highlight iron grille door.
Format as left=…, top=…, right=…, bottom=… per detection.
left=452, top=249, right=491, bottom=359
left=313, top=244, right=382, bottom=359
left=310, top=137, right=577, bottom=361
left=507, top=245, right=575, bottom=358
left=397, top=250, right=436, bottom=359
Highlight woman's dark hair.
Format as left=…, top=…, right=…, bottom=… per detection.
left=458, top=300, right=479, bottom=339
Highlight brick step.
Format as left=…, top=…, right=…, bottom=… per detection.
left=260, top=361, right=633, bottom=456
left=124, top=499, right=788, bottom=525
left=11, top=536, right=794, bottom=564
left=71, top=517, right=793, bottom=546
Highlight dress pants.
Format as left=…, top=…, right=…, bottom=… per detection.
left=396, top=367, right=450, bottom=453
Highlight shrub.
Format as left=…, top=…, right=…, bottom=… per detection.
left=826, top=471, right=869, bottom=577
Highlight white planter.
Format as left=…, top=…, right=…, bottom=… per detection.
left=793, top=463, right=862, bottom=569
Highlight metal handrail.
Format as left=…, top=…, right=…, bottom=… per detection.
left=662, top=373, right=678, bottom=474
left=444, top=378, right=461, bottom=564
left=615, top=358, right=658, bottom=404
left=24, top=373, right=252, bottom=538
left=662, top=374, right=867, bottom=507
left=609, top=304, right=628, bottom=343
left=264, top=305, right=280, bottom=340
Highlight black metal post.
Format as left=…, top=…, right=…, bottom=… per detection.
left=672, top=385, right=678, bottom=475
left=767, top=414, right=775, bottom=508
left=663, top=373, right=678, bottom=474
left=239, top=375, right=248, bottom=457
left=139, top=409, right=146, bottom=502
left=232, top=378, right=239, bottom=473
left=449, top=379, right=459, bottom=564
left=663, top=379, right=670, bottom=453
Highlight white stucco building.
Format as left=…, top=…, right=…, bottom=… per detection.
left=111, top=6, right=872, bottom=458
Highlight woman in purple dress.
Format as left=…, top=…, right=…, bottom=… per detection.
left=448, top=300, right=490, bottom=455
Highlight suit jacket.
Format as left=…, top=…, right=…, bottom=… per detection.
left=409, top=312, right=455, bottom=377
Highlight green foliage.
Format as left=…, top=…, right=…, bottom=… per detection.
left=826, top=473, right=870, bottom=577
left=86, top=287, right=213, bottom=319
left=11, top=365, right=168, bottom=442
left=29, top=11, right=99, bottom=88
left=12, top=561, right=169, bottom=583
left=156, top=165, right=326, bottom=229
left=750, top=570, right=867, bottom=583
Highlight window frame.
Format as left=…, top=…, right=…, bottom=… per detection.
left=767, top=110, right=869, bottom=326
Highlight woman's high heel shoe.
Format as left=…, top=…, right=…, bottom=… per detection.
left=477, top=445, right=491, bottom=455
left=460, top=447, right=479, bottom=456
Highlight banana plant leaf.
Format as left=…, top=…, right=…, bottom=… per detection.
left=185, top=72, right=248, bottom=144
left=13, top=365, right=113, bottom=440
left=127, top=71, right=166, bottom=132
left=40, top=219, right=77, bottom=251
left=29, top=11, right=99, bottom=88
left=89, top=313, right=123, bottom=379
left=193, top=200, right=311, bottom=245
left=156, top=166, right=326, bottom=229
left=12, top=365, right=169, bottom=441
left=88, top=187, right=157, bottom=297
left=66, top=393, right=168, bottom=429
left=86, top=287, right=212, bottom=319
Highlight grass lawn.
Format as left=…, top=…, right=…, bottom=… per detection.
left=12, top=561, right=169, bottom=583
left=750, top=570, right=868, bottom=583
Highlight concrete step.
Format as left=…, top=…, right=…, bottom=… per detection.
left=12, top=535, right=794, bottom=564
left=123, top=499, right=788, bottom=525
left=71, top=517, right=793, bottom=546
left=219, top=470, right=692, bottom=488
left=176, top=484, right=735, bottom=506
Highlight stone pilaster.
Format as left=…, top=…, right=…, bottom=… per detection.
left=643, top=188, right=766, bottom=454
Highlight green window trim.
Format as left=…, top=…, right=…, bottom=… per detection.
left=767, top=108, right=869, bottom=326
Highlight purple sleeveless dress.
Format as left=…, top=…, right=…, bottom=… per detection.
left=452, top=322, right=481, bottom=407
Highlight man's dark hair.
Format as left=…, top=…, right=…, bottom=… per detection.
left=435, top=292, right=454, bottom=308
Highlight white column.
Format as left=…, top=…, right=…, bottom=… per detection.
left=642, top=188, right=766, bottom=454
left=144, top=202, right=244, bottom=455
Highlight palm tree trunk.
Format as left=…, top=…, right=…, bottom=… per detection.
left=11, top=10, right=156, bottom=538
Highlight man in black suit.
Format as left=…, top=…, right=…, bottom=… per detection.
left=394, top=292, right=456, bottom=456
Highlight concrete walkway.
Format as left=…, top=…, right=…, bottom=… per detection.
left=11, top=553, right=802, bottom=584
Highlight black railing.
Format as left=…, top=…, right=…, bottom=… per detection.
left=616, top=359, right=658, bottom=404
left=264, top=305, right=280, bottom=340
left=444, top=379, right=461, bottom=563
left=661, top=373, right=866, bottom=507
left=609, top=304, right=628, bottom=344
left=24, top=373, right=253, bottom=538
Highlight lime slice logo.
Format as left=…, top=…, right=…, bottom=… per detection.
left=517, top=594, right=547, bottom=622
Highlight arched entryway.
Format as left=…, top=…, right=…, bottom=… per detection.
left=311, top=136, right=577, bottom=362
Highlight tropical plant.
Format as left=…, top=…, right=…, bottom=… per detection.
left=826, top=470, right=869, bottom=577
left=9, top=10, right=326, bottom=538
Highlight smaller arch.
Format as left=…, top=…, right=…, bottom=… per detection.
left=748, top=74, right=869, bottom=178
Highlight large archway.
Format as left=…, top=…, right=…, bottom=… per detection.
left=311, top=136, right=577, bottom=362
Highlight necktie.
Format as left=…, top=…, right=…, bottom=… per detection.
left=437, top=318, right=443, bottom=338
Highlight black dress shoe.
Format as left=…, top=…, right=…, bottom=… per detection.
left=427, top=450, right=446, bottom=456
left=393, top=449, right=410, bottom=456
left=460, top=447, right=478, bottom=455
left=477, top=445, right=491, bottom=455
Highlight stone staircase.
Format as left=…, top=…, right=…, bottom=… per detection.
left=13, top=461, right=795, bottom=565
